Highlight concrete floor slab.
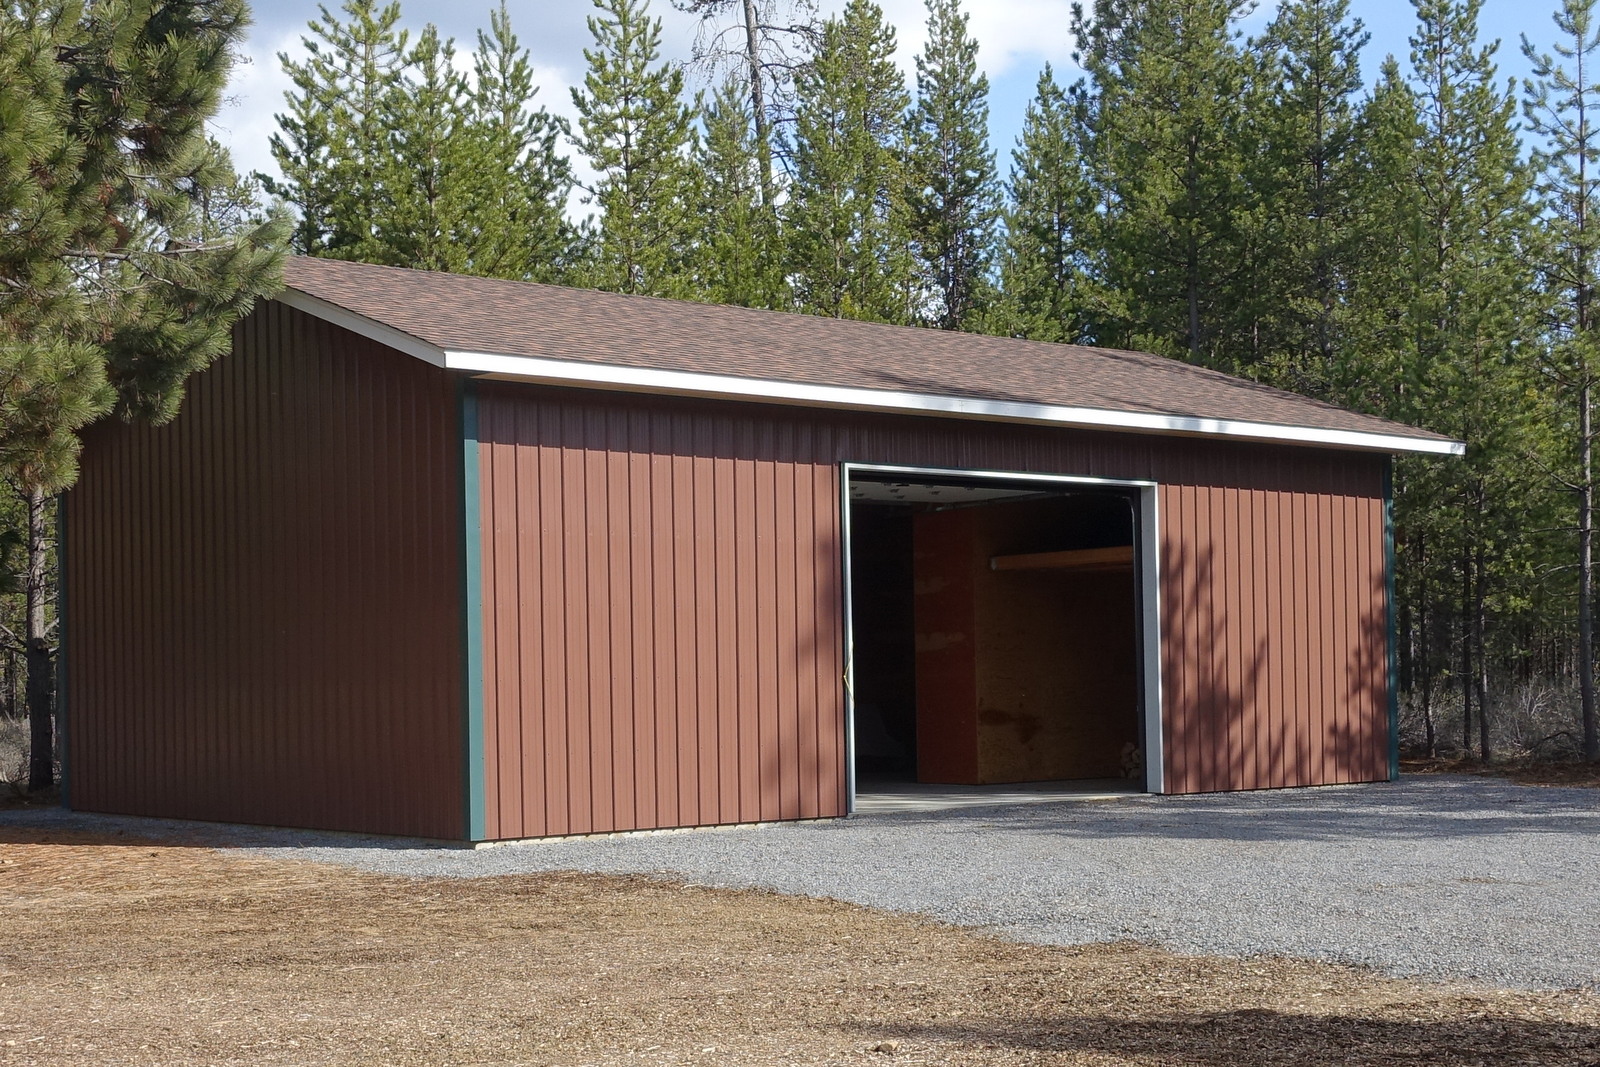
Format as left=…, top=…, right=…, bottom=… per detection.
left=852, top=778, right=1140, bottom=813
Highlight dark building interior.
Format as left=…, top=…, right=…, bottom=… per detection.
left=848, top=475, right=1144, bottom=790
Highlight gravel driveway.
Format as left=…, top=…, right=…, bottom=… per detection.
left=9, top=775, right=1598, bottom=991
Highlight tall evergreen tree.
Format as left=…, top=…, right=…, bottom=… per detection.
left=263, top=0, right=408, bottom=258
left=0, top=0, right=287, bottom=790
left=261, top=28, right=336, bottom=254
left=379, top=24, right=470, bottom=271
left=1251, top=0, right=1369, bottom=395
left=1072, top=0, right=1256, bottom=367
left=1392, top=0, right=1544, bottom=760
left=905, top=0, right=999, bottom=330
left=993, top=65, right=1096, bottom=344
left=1348, top=57, right=1456, bottom=753
left=460, top=2, right=574, bottom=282
left=786, top=0, right=912, bottom=323
left=571, top=0, right=699, bottom=296
left=693, top=79, right=788, bottom=306
left=1524, top=0, right=1600, bottom=762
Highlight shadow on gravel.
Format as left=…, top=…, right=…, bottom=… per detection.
left=867, top=778, right=1600, bottom=843
left=0, top=808, right=462, bottom=853
left=863, top=1009, right=1600, bottom=1064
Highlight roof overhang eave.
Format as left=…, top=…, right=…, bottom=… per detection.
left=444, top=349, right=1466, bottom=457
left=272, top=291, right=1465, bottom=457
left=278, top=288, right=448, bottom=367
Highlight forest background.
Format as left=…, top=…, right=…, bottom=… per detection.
left=3, top=0, right=1596, bottom=791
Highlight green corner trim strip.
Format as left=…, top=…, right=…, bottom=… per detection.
left=1384, top=458, right=1399, bottom=781
left=460, top=383, right=487, bottom=841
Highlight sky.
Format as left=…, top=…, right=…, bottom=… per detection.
left=215, top=0, right=1551, bottom=207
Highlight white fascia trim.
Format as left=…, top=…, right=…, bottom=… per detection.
left=446, top=350, right=1465, bottom=456
left=278, top=288, right=448, bottom=367
left=1138, top=483, right=1166, bottom=795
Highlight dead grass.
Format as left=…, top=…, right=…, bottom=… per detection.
left=1, top=824, right=1597, bottom=1066
left=1403, top=757, right=1600, bottom=789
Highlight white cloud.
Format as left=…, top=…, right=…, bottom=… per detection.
left=868, top=0, right=1079, bottom=81
left=213, top=28, right=301, bottom=184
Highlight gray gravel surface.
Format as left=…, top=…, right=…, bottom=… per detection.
left=7, top=775, right=1598, bottom=991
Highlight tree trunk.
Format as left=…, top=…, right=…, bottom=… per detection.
left=1582, top=380, right=1597, bottom=762
left=1474, top=546, right=1491, bottom=762
left=1420, top=592, right=1436, bottom=758
left=741, top=0, right=774, bottom=207
left=24, top=487, right=54, bottom=793
left=1186, top=136, right=1202, bottom=362
left=1461, top=560, right=1473, bottom=756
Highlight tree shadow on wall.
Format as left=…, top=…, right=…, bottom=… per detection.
left=1158, top=529, right=1415, bottom=794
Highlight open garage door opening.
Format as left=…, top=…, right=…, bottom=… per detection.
left=843, top=466, right=1158, bottom=812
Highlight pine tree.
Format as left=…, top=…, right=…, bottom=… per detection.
left=1072, top=0, right=1256, bottom=367
left=379, top=24, right=470, bottom=271
left=786, top=0, right=913, bottom=323
left=694, top=79, right=788, bottom=307
left=264, top=0, right=408, bottom=259
left=1343, top=59, right=1423, bottom=415
left=1251, top=0, right=1369, bottom=395
left=459, top=2, right=574, bottom=282
left=1346, top=57, right=1458, bottom=754
left=993, top=65, right=1096, bottom=343
left=1392, top=0, right=1544, bottom=760
left=261, top=33, right=337, bottom=254
left=905, top=0, right=999, bottom=330
left=1524, top=0, right=1600, bottom=762
left=571, top=0, right=699, bottom=296
left=0, top=0, right=287, bottom=790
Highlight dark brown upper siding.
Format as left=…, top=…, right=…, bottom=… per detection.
left=64, top=302, right=465, bottom=839
left=473, top=384, right=1392, bottom=839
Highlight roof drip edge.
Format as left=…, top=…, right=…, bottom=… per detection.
left=444, top=350, right=1465, bottom=456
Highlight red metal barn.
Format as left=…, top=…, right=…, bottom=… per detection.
left=59, top=259, right=1461, bottom=842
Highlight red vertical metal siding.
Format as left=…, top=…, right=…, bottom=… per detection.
left=475, top=387, right=845, bottom=837
left=474, top=384, right=1392, bottom=839
left=64, top=302, right=465, bottom=838
left=1156, top=476, right=1387, bottom=793
left=62, top=310, right=1393, bottom=842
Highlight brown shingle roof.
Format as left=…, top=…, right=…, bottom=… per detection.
left=281, top=257, right=1458, bottom=453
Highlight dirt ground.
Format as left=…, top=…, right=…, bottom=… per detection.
left=1, top=824, right=1598, bottom=1066
left=1401, top=757, right=1600, bottom=789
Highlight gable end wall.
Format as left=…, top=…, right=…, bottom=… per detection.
left=62, top=301, right=467, bottom=839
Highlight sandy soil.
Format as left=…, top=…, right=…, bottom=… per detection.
left=1, top=824, right=1597, bottom=1066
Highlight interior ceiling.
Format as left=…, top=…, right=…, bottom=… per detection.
left=848, top=479, right=1053, bottom=504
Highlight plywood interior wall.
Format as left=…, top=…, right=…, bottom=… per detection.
left=978, top=567, right=1138, bottom=781
left=912, top=496, right=1140, bottom=785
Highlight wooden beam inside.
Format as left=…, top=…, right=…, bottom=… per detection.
left=989, top=545, right=1135, bottom=572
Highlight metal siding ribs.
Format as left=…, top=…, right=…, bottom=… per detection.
left=62, top=310, right=1393, bottom=842
left=473, top=384, right=1393, bottom=839
left=64, top=303, right=466, bottom=839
